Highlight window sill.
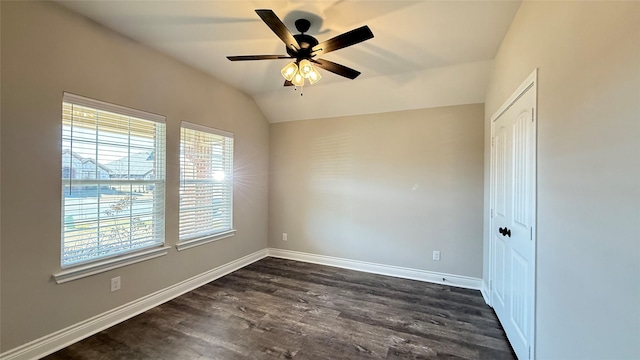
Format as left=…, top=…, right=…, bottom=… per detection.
left=176, top=229, right=236, bottom=251
left=53, top=246, right=171, bottom=284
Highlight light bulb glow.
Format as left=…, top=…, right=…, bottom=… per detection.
left=307, top=67, right=322, bottom=84
left=292, top=71, right=305, bottom=87
left=280, top=62, right=298, bottom=81
left=299, top=59, right=313, bottom=78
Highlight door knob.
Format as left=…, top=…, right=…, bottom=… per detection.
left=499, top=227, right=511, bottom=237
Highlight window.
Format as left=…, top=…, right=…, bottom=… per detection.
left=178, top=122, right=234, bottom=249
left=61, top=93, right=166, bottom=268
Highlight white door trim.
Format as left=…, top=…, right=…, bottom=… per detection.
left=489, top=68, right=537, bottom=360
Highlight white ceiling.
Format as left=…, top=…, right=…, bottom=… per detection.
left=56, top=1, right=521, bottom=123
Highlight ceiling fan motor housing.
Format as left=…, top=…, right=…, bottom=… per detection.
left=287, top=30, right=319, bottom=60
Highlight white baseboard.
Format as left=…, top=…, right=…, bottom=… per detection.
left=267, top=248, right=482, bottom=290
left=1, top=248, right=483, bottom=360
left=481, top=281, right=491, bottom=306
left=0, top=249, right=268, bottom=360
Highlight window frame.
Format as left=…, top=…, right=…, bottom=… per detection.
left=177, top=121, right=235, bottom=251
left=53, top=93, right=168, bottom=283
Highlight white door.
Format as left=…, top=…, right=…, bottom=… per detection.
left=491, top=71, right=537, bottom=360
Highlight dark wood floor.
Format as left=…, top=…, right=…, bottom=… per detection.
left=44, top=257, right=515, bottom=359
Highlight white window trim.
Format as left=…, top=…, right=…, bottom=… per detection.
left=175, top=229, right=237, bottom=252
left=58, top=92, right=167, bottom=274
left=63, top=92, right=165, bottom=124
left=181, top=121, right=233, bottom=138
left=178, top=121, right=234, bottom=247
left=52, top=246, right=170, bottom=284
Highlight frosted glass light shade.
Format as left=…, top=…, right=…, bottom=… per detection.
left=307, top=67, right=322, bottom=84
left=299, top=59, right=313, bottom=78
left=281, top=62, right=298, bottom=81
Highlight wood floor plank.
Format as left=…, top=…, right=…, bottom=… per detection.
left=43, top=257, right=514, bottom=360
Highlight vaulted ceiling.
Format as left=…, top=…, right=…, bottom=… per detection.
left=57, top=1, right=521, bottom=123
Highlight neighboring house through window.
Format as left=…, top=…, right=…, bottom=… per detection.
left=178, top=121, right=234, bottom=250
left=61, top=93, right=166, bottom=267
left=62, top=150, right=111, bottom=181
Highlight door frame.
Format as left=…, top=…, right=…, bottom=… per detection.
left=488, top=69, right=538, bottom=359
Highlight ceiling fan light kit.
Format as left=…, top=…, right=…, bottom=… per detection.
left=281, top=59, right=322, bottom=87
left=227, top=9, right=374, bottom=91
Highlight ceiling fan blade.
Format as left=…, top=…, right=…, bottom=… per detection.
left=227, top=55, right=293, bottom=61
left=284, top=80, right=294, bottom=87
left=255, top=9, right=300, bottom=52
left=312, top=58, right=361, bottom=79
left=311, top=26, right=374, bottom=56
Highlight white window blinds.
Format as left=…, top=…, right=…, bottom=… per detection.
left=61, top=93, right=166, bottom=267
left=179, top=122, right=234, bottom=242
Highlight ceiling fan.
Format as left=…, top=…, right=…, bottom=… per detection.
left=227, top=9, right=374, bottom=87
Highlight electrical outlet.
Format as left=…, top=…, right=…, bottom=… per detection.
left=111, top=276, right=121, bottom=292
left=433, top=251, right=441, bottom=261
left=282, top=233, right=288, bottom=241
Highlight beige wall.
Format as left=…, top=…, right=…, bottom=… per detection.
left=0, top=1, right=269, bottom=351
left=269, top=104, right=484, bottom=278
left=483, top=1, right=640, bottom=358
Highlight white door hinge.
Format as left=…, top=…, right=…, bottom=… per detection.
left=529, top=346, right=531, bottom=359
left=531, top=108, right=535, bottom=122
left=530, top=227, right=533, bottom=241
left=491, top=137, right=494, bottom=147
left=491, top=209, right=494, bottom=218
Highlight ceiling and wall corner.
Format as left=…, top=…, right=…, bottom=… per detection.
left=0, top=0, right=638, bottom=358
left=55, top=0, right=522, bottom=123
